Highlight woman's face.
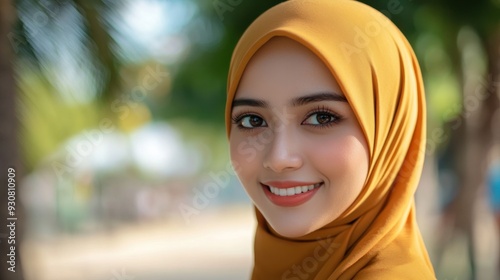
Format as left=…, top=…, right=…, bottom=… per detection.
left=229, top=37, right=370, bottom=238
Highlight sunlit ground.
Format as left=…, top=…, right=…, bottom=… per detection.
left=21, top=205, right=255, bottom=280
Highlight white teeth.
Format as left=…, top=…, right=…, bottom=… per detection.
left=268, top=183, right=322, bottom=196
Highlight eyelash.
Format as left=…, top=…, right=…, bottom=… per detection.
left=231, top=110, right=260, bottom=130
left=305, top=106, right=343, bottom=128
left=230, top=105, right=343, bottom=131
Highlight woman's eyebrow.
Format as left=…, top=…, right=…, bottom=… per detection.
left=290, top=92, right=347, bottom=106
left=231, top=92, right=347, bottom=109
left=231, top=98, right=268, bottom=108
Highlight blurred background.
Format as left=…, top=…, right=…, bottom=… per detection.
left=0, top=0, right=499, bottom=279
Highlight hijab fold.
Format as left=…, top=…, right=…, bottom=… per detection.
left=225, top=0, right=436, bottom=279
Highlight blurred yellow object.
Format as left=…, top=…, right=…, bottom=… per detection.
left=75, top=171, right=94, bottom=202
left=116, top=102, right=152, bottom=133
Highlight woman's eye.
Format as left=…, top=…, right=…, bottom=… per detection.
left=239, top=115, right=267, bottom=128
left=303, top=112, right=337, bottom=125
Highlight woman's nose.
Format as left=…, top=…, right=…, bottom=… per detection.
left=262, top=128, right=303, bottom=173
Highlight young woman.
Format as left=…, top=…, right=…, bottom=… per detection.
left=225, top=0, right=436, bottom=279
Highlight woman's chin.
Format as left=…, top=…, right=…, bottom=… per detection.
left=267, top=219, right=317, bottom=238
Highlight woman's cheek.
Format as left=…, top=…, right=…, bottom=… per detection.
left=310, top=135, right=367, bottom=179
left=230, top=137, right=259, bottom=189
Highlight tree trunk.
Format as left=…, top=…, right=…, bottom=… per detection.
left=0, top=0, right=25, bottom=279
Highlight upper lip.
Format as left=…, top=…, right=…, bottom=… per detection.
left=261, top=181, right=322, bottom=189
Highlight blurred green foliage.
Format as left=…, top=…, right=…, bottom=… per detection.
left=18, top=68, right=101, bottom=168
left=157, top=0, right=283, bottom=125
left=12, top=0, right=500, bottom=172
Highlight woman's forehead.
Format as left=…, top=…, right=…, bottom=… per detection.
left=235, top=37, right=345, bottom=101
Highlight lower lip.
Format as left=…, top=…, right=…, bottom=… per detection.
left=261, top=183, right=322, bottom=207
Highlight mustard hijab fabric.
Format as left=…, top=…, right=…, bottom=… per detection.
left=225, top=1, right=435, bottom=279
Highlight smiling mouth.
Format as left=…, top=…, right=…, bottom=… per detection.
left=264, top=182, right=323, bottom=196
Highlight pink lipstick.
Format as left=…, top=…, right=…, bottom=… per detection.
left=261, top=181, right=323, bottom=207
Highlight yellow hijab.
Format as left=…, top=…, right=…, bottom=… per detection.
left=225, top=0, right=435, bottom=279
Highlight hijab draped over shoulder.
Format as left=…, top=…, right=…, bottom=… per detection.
left=225, top=0, right=436, bottom=279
